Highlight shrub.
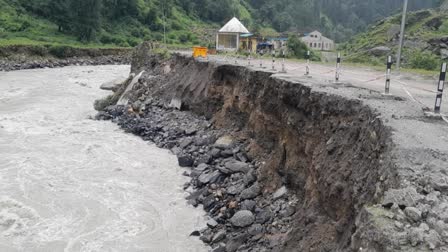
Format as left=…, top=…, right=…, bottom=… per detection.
left=288, top=34, right=320, bottom=61
left=407, top=51, right=440, bottom=71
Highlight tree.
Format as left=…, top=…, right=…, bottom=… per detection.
left=71, top=0, right=102, bottom=41
left=48, top=0, right=70, bottom=32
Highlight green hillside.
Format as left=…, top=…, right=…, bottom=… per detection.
left=0, top=0, right=215, bottom=48
left=341, top=7, right=448, bottom=70
left=0, top=0, right=442, bottom=49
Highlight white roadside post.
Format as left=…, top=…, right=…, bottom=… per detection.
left=272, top=51, right=276, bottom=71
left=280, top=50, right=287, bottom=73
left=385, top=56, right=392, bottom=94
left=435, top=62, right=447, bottom=114
left=305, top=50, right=310, bottom=76
left=335, top=52, right=341, bottom=82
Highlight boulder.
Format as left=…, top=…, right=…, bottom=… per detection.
left=369, top=46, right=391, bottom=56
left=214, top=136, right=234, bottom=149
left=177, top=155, right=194, bottom=167
left=273, top=186, right=288, bottom=200
left=230, top=210, right=255, bottom=227
left=100, top=77, right=126, bottom=91
left=198, top=170, right=222, bottom=185
left=240, top=183, right=261, bottom=200
left=404, top=207, right=422, bottom=222
left=212, top=230, right=226, bottom=243
left=225, top=160, right=250, bottom=174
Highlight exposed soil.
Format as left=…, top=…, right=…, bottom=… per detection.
left=96, top=42, right=448, bottom=252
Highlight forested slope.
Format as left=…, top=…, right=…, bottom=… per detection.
left=341, top=6, right=448, bottom=70
left=0, top=0, right=442, bottom=48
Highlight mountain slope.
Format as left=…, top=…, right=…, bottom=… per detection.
left=0, top=0, right=443, bottom=48
left=341, top=7, right=448, bottom=70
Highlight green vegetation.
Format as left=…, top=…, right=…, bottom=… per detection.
left=0, top=0, right=442, bottom=50
left=341, top=7, right=448, bottom=71
left=287, top=34, right=320, bottom=61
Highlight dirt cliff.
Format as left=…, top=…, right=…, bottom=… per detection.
left=101, top=42, right=448, bottom=251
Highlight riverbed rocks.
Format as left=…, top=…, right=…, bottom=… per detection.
left=97, top=100, right=299, bottom=251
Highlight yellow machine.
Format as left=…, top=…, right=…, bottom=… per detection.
left=192, top=46, right=208, bottom=58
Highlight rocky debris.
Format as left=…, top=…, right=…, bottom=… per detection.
left=383, top=187, right=423, bottom=208
left=273, top=186, right=288, bottom=200
left=404, top=207, right=422, bottom=222
left=0, top=55, right=130, bottom=72
left=97, top=100, right=298, bottom=251
left=97, top=51, right=448, bottom=251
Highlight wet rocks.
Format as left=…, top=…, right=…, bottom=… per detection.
left=177, top=155, right=194, bottom=167
left=198, top=170, right=222, bottom=185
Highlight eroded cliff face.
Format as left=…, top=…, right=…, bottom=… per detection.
left=123, top=46, right=397, bottom=251
left=102, top=42, right=448, bottom=252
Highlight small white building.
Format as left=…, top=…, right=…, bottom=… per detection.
left=216, top=17, right=250, bottom=51
left=301, top=31, right=335, bottom=51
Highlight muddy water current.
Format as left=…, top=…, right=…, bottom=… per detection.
left=0, top=66, right=207, bottom=252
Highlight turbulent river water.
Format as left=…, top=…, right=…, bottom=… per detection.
left=0, top=66, right=207, bottom=252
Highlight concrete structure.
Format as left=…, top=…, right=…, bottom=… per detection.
left=240, top=34, right=258, bottom=52
left=216, top=17, right=250, bottom=51
left=267, top=37, right=288, bottom=52
left=301, top=31, right=334, bottom=51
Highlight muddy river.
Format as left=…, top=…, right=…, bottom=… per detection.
left=0, top=66, right=207, bottom=252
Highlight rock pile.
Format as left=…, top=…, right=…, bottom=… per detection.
left=97, top=102, right=298, bottom=252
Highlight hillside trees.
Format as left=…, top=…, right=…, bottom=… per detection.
left=4, top=0, right=445, bottom=44
left=70, top=0, right=102, bottom=41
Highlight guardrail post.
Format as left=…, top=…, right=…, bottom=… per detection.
left=335, top=52, right=341, bottom=82
left=305, top=50, right=310, bottom=76
left=385, top=56, right=392, bottom=94
left=435, top=62, right=447, bottom=114
left=280, top=50, right=287, bottom=73
left=272, top=51, right=276, bottom=70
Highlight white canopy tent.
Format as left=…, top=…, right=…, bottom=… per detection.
left=216, top=17, right=250, bottom=51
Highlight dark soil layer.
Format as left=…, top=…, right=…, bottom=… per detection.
left=97, top=42, right=448, bottom=251
left=0, top=45, right=131, bottom=71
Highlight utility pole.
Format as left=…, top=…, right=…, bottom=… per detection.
left=163, top=1, right=167, bottom=47
left=396, top=0, right=408, bottom=72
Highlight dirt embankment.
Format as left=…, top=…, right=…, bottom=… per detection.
left=0, top=45, right=132, bottom=71
left=98, top=42, right=448, bottom=252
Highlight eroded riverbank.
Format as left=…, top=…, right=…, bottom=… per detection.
left=97, top=42, right=448, bottom=252
left=0, top=66, right=207, bottom=252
